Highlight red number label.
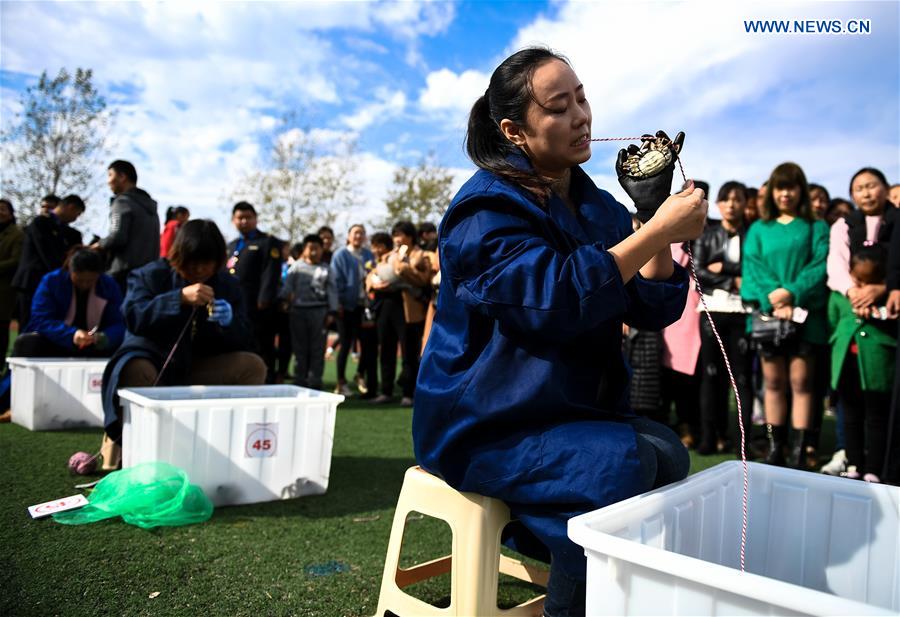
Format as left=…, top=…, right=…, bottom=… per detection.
left=251, top=439, right=272, bottom=451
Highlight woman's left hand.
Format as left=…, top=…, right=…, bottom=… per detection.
left=768, top=287, right=793, bottom=308
left=773, top=306, right=793, bottom=320
left=849, top=283, right=886, bottom=311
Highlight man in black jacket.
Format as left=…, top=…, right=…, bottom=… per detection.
left=92, top=160, right=159, bottom=292
left=226, top=202, right=282, bottom=382
left=11, top=194, right=84, bottom=328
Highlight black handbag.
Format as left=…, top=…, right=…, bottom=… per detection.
left=750, top=311, right=798, bottom=346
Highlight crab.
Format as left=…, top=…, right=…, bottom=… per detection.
left=619, top=130, right=684, bottom=180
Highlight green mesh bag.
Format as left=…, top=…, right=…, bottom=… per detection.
left=53, top=462, right=213, bottom=528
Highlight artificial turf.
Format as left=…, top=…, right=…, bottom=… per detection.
left=1, top=347, right=819, bottom=616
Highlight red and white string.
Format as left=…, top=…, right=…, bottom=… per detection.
left=593, top=137, right=750, bottom=572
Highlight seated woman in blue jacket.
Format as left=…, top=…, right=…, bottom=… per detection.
left=14, top=247, right=124, bottom=357
left=413, top=48, right=707, bottom=617
left=100, top=219, right=266, bottom=458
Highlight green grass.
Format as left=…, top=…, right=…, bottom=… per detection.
left=0, top=340, right=833, bottom=616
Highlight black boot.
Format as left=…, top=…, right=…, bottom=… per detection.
left=765, top=424, right=788, bottom=466
left=790, top=429, right=809, bottom=470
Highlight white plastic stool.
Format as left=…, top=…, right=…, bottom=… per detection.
left=374, top=466, right=548, bottom=617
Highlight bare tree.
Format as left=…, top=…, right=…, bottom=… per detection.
left=383, top=155, right=454, bottom=225
left=0, top=68, right=113, bottom=220
left=232, top=123, right=362, bottom=243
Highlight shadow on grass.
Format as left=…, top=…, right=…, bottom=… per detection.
left=211, top=455, right=416, bottom=520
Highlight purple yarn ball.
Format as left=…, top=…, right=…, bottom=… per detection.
left=68, top=451, right=96, bottom=475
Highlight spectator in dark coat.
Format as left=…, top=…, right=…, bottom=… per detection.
left=226, top=202, right=282, bottom=382
left=11, top=194, right=84, bottom=328
left=13, top=248, right=124, bottom=358
left=93, top=160, right=159, bottom=292
left=0, top=198, right=23, bottom=372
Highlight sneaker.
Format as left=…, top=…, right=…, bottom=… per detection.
left=334, top=384, right=353, bottom=396
left=325, top=346, right=334, bottom=360
left=400, top=397, right=414, bottom=407
left=820, top=449, right=847, bottom=475
left=752, top=398, right=765, bottom=426
left=371, top=394, right=392, bottom=405
left=355, top=374, right=368, bottom=395
left=863, top=473, right=881, bottom=483
left=842, top=465, right=861, bottom=480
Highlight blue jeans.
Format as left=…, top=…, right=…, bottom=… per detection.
left=542, top=416, right=689, bottom=617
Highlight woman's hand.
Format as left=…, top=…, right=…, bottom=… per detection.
left=886, top=289, right=900, bottom=318
left=706, top=261, right=723, bottom=274
left=768, top=288, right=793, bottom=309
left=848, top=283, right=886, bottom=312
left=645, top=182, right=708, bottom=244
left=773, top=306, right=793, bottom=320
left=73, top=329, right=95, bottom=348
left=181, top=283, right=214, bottom=306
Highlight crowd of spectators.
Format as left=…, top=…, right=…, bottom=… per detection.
left=0, top=157, right=898, bottom=485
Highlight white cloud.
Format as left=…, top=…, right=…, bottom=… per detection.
left=418, top=68, right=490, bottom=121
left=339, top=88, right=407, bottom=131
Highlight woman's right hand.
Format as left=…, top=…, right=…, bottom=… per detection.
left=647, top=182, right=708, bottom=243
left=181, top=283, right=214, bottom=306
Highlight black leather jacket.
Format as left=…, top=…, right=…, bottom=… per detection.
left=694, top=222, right=745, bottom=292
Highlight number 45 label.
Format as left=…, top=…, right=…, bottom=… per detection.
left=245, top=422, right=278, bottom=458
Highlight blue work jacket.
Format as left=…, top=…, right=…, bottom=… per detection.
left=27, top=268, right=125, bottom=350
left=413, top=164, right=688, bottom=578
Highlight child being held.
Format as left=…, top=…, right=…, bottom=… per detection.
left=281, top=234, right=337, bottom=390
left=828, top=243, right=895, bottom=482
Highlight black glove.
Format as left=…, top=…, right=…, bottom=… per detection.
left=616, top=130, right=685, bottom=223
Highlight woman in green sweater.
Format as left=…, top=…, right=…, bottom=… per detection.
left=741, top=162, right=830, bottom=467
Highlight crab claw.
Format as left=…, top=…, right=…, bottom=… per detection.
left=626, top=143, right=641, bottom=155
left=671, top=131, right=685, bottom=154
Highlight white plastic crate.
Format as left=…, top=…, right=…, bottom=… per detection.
left=569, top=461, right=899, bottom=616
left=118, top=385, right=344, bottom=507
left=7, top=357, right=107, bottom=430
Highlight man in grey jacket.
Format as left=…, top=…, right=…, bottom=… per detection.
left=93, top=160, right=159, bottom=292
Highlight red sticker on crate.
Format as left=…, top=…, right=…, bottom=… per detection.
left=245, top=423, right=278, bottom=458
left=87, top=372, right=103, bottom=393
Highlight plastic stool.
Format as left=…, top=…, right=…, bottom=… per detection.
left=374, top=466, right=548, bottom=617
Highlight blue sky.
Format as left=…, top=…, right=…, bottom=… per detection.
left=1, top=0, right=898, bottom=240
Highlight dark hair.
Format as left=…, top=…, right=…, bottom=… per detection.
left=370, top=232, right=392, bottom=248
left=391, top=220, right=417, bottom=239
left=317, top=226, right=334, bottom=237
left=418, top=222, right=437, bottom=236
left=301, top=234, right=323, bottom=251
left=808, top=183, right=830, bottom=201
left=168, top=219, right=227, bottom=271
left=108, top=160, right=137, bottom=184
left=65, top=247, right=105, bottom=273
left=232, top=201, right=256, bottom=216
left=850, top=243, right=887, bottom=282
left=761, top=162, right=813, bottom=221
left=849, top=167, right=889, bottom=195
left=0, top=198, right=14, bottom=223
left=290, top=242, right=304, bottom=260
left=61, top=194, right=85, bottom=212
left=165, top=205, right=189, bottom=221
left=745, top=187, right=758, bottom=201
left=466, top=46, right=570, bottom=203
left=828, top=197, right=855, bottom=215
left=716, top=181, right=747, bottom=203
left=41, top=194, right=61, bottom=206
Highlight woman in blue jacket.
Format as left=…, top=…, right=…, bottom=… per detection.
left=100, top=220, right=266, bottom=450
left=413, top=48, right=707, bottom=617
left=14, top=247, right=124, bottom=357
